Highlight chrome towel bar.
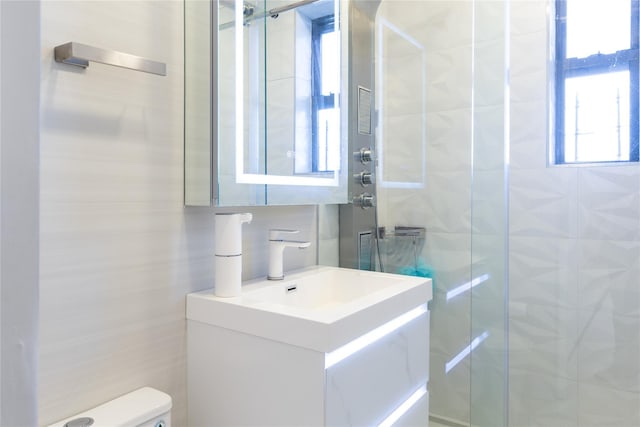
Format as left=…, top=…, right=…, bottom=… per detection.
left=54, top=42, right=166, bottom=76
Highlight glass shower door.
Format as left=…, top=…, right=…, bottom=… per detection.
left=469, top=0, right=509, bottom=425
left=374, top=0, right=509, bottom=426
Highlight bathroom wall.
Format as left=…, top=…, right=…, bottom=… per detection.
left=38, top=1, right=317, bottom=425
left=509, top=2, right=640, bottom=426
left=1, top=1, right=40, bottom=425
left=378, top=1, right=640, bottom=425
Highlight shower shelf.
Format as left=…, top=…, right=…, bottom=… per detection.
left=378, top=226, right=426, bottom=239
left=374, top=226, right=427, bottom=277
left=53, top=42, right=166, bottom=76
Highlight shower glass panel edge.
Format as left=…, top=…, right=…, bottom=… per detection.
left=470, top=0, right=509, bottom=426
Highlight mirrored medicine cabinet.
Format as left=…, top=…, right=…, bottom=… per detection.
left=185, top=0, right=349, bottom=206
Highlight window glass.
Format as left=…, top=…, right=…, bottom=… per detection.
left=320, top=31, right=339, bottom=95
left=563, top=71, right=630, bottom=162
left=317, top=108, right=340, bottom=170
left=312, top=15, right=338, bottom=172
left=554, top=0, right=639, bottom=164
left=566, top=0, right=630, bottom=57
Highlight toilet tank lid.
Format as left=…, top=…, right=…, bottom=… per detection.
left=47, top=387, right=172, bottom=427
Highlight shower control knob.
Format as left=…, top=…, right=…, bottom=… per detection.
left=354, top=171, right=373, bottom=186
left=356, top=147, right=374, bottom=164
left=353, top=193, right=375, bottom=209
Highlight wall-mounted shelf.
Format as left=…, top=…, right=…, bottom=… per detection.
left=54, top=42, right=166, bottom=76
left=378, top=226, right=426, bottom=239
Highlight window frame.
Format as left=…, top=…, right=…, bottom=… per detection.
left=554, top=0, right=640, bottom=164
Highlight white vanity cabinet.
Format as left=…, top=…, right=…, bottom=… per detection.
left=324, top=310, right=429, bottom=425
left=185, top=267, right=432, bottom=426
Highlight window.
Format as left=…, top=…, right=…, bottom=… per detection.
left=554, top=0, right=639, bottom=164
left=312, top=15, right=339, bottom=172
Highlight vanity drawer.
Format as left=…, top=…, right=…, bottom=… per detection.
left=325, top=311, right=430, bottom=426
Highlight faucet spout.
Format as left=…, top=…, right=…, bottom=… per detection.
left=278, top=240, right=312, bottom=249
left=268, top=229, right=311, bottom=280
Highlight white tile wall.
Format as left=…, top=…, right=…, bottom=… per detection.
left=509, top=369, right=579, bottom=427
left=577, top=167, right=640, bottom=241
left=509, top=236, right=578, bottom=309
left=424, top=109, right=473, bottom=173
left=38, top=2, right=317, bottom=425
left=379, top=1, right=640, bottom=425
left=510, top=168, right=579, bottom=238
left=509, top=303, right=579, bottom=380
left=509, top=100, right=549, bottom=170
left=578, top=382, right=640, bottom=427
left=509, top=2, right=640, bottom=425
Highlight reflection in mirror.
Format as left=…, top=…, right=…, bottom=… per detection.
left=184, top=0, right=348, bottom=206
left=222, top=0, right=341, bottom=187
left=376, top=17, right=426, bottom=189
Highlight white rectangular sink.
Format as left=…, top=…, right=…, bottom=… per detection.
left=187, top=265, right=432, bottom=353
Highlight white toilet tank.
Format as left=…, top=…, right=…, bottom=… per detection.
left=47, top=387, right=172, bottom=427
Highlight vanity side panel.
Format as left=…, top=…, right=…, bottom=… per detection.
left=325, top=312, right=429, bottom=426
left=187, top=320, right=325, bottom=426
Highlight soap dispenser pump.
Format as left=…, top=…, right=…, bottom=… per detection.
left=214, top=212, right=252, bottom=297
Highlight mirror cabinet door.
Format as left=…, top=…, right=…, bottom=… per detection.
left=185, top=0, right=348, bottom=206
left=185, top=0, right=214, bottom=206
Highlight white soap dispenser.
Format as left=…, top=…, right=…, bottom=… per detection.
left=214, top=212, right=252, bottom=297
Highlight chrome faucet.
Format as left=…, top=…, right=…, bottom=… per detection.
left=268, top=229, right=311, bottom=280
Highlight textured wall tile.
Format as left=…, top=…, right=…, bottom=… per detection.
left=508, top=3, right=640, bottom=427
left=577, top=239, right=640, bottom=315
left=424, top=108, right=472, bottom=173
left=578, top=382, right=640, bottom=427
left=510, top=100, right=548, bottom=171
left=473, top=40, right=506, bottom=108
left=473, top=106, right=507, bottom=172
left=376, top=187, right=430, bottom=232
left=472, top=171, right=507, bottom=237
left=425, top=45, right=473, bottom=114
left=423, top=171, right=472, bottom=234
left=418, top=1, right=472, bottom=51
left=378, top=1, right=473, bottom=51
left=381, top=53, right=425, bottom=117
left=577, top=309, right=640, bottom=394
left=379, top=113, right=426, bottom=185
left=473, top=0, right=506, bottom=44
left=510, top=168, right=578, bottom=238
left=511, top=0, right=548, bottom=36
left=508, top=369, right=579, bottom=427
left=509, top=236, right=578, bottom=309
left=509, top=303, right=579, bottom=380
left=510, top=31, right=548, bottom=104
left=578, top=166, right=640, bottom=241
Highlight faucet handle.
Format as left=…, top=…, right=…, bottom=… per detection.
left=269, top=229, right=300, bottom=240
